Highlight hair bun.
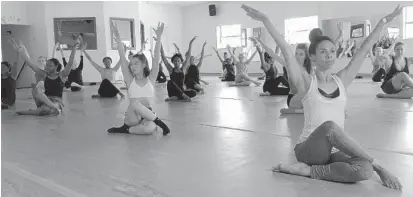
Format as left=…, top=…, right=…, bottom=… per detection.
left=309, top=28, right=323, bottom=43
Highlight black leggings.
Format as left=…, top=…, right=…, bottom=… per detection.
left=263, top=76, right=290, bottom=95
left=287, top=94, right=294, bottom=107
left=372, top=68, right=385, bottom=82
left=98, top=79, right=120, bottom=98
left=157, top=71, right=167, bottom=83
left=283, top=67, right=288, bottom=81
left=167, top=80, right=197, bottom=99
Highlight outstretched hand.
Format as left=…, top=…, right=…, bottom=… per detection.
left=241, top=4, right=268, bottom=22
left=153, top=22, right=165, bottom=38
left=383, top=5, right=403, bottom=24
left=249, top=37, right=259, bottom=45
left=190, top=36, right=198, bottom=43
left=203, top=41, right=207, bottom=47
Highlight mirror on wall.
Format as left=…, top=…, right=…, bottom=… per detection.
left=110, top=17, right=136, bottom=50
left=322, top=13, right=402, bottom=58
left=54, top=17, right=97, bottom=50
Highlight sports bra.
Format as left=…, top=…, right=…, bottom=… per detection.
left=383, top=56, right=409, bottom=82
left=128, top=78, right=154, bottom=98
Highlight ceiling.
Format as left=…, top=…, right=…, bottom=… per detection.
left=146, top=1, right=209, bottom=8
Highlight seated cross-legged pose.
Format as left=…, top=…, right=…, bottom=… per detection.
left=58, top=45, right=84, bottom=91
left=370, top=42, right=396, bottom=82
left=226, top=45, right=261, bottom=86
left=185, top=41, right=207, bottom=94
left=1, top=60, right=18, bottom=109
left=213, top=47, right=236, bottom=82
left=376, top=41, right=413, bottom=99
left=83, top=49, right=125, bottom=98
left=10, top=38, right=79, bottom=116
left=161, top=36, right=197, bottom=102
left=107, top=22, right=170, bottom=135
left=250, top=37, right=290, bottom=96
left=242, top=4, right=403, bottom=189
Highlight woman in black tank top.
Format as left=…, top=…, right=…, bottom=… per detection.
left=161, top=36, right=198, bottom=102
left=185, top=41, right=207, bottom=94
left=9, top=38, right=80, bottom=116
left=252, top=38, right=290, bottom=96
left=377, top=42, right=413, bottom=99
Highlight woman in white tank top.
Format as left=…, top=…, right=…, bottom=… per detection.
left=243, top=4, right=403, bottom=190
left=107, top=22, right=170, bottom=136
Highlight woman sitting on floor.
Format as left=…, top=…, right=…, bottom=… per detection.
left=376, top=41, right=413, bottom=99
left=161, top=36, right=197, bottom=102
left=83, top=49, right=125, bottom=98
left=226, top=45, right=261, bottom=87
left=1, top=60, right=18, bottom=109
left=107, top=21, right=170, bottom=136
left=9, top=38, right=79, bottom=116
left=242, top=4, right=403, bottom=189
left=185, top=41, right=207, bottom=94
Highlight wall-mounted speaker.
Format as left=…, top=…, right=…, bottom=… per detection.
left=209, top=4, right=216, bottom=16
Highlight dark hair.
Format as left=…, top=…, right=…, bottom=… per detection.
left=309, top=28, right=323, bottom=42
left=264, top=52, right=272, bottom=63
left=128, top=51, right=134, bottom=57
left=296, top=43, right=312, bottom=74
left=48, top=58, right=62, bottom=72
left=131, top=53, right=150, bottom=77
left=224, top=52, right=228, bottom=55
left=395, top=41, right=405, bottom=48
left=103, top=57, right=112, bottom=63
left=171, top=53, right=183, bottom=63
left=1, top=61, right=11, bottom=71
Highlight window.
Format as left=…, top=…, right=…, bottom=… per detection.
left=110, top=17, right=136, bottom=50
left=216, top=24, right=242, bottom=49
left=284, top=16, right=318, bottom=44
left=403, top=6, right=413, bottom=39
left=387, top=27, right=400, bottom=39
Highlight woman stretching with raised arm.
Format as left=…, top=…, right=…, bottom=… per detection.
left=226, top=45, right=260, bottom=86
left=161, top=36, right=197, bottom=102
left=242, top=4, right=403, bottom=189
left=251, top=37, right=289, bottom=96
left=185, top=41, right=208, bottom=94
left=10, top=38, right=79, bottom=116
left=107, top=22, right=170, bottom=135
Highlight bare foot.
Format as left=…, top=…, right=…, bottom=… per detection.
left=255, top=82, right=261, bottom=87
left=272, top=162, right=311, bottom=177
left=204, top=81, right=209, bottom=85
left=373, top=164, right=403, bottom=190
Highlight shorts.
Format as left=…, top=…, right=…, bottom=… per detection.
left=39, top=96, right=64, bottom=116
left=381, top=79, right=401, bottom=94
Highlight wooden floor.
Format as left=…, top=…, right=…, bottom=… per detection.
left=2, top=76, right=413, bottom=197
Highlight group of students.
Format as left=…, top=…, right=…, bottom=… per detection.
left=2, top=4, right=411, bottom=191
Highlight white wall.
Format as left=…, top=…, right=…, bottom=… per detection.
left=43, top=1, right=106, bottom=83
left=1, top=1, right=29, bottom=25
left=182, top=1, right=413, bottom=74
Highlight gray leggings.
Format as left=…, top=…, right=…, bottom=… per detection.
left=294, top=121, right=374, bottom=183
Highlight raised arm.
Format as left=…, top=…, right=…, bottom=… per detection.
left=226, top=45, right=239, bottom=64
left=51, top=42, right=60, bottom=58
left=242, top=4, right=308, bottom=93
left=245, top=47, right=258, bottom=65
left=383, top=41, right=396, bottom=56
left=111, top=21, right=132, bottom=84
left=60, top=43, right=78, bottom=79
left=257, top=39, right=287, bottom=67
left=9, top=38, right=46, bottom=77
left=337, top=5, right=403, bottom=88
left=252, top=38, right=269, bottom=71
left=196, top=41, right=207, bottom=68
left=173, top=43, right=181, bottom=54
left=83, top=50, right=103, bottom=72
left=149, top=22, right=165, bottom=83
left=334, top=22, right=344, bottom=48
left=58, top=45, right=67, bottom=66
left=212, top=47, right=225, bottom=64
left=182, top=36, right=197, bottom=72
left=160, top=43, right=173, bottom=73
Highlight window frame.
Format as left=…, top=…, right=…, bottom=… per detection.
left=284, top=15, right=319, bottom=44
left=403, top=6, right=413, bottom=39
left=216, top=24, right=242, bottom=49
